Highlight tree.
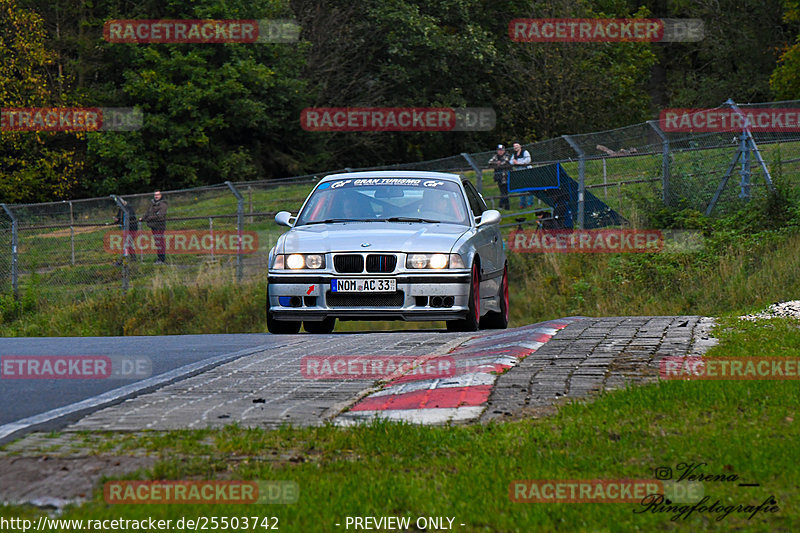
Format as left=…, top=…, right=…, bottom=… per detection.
left=80, top=0, right=316, bottom=194
left=293, top=0, right=504, bottom=166
left=770, top=0, right=800, bottom=99
left=629, top=0, right=791, bottom=108
left=487, top=0, right=657, bottom=141
left=18, top=0, right=318, bottom=196
left=0, top=0, right=83, bottom=203
left=294, top=0, right=658, bottom=166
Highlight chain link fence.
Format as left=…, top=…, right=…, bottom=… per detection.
left=2, top=99, right=800, bottom=298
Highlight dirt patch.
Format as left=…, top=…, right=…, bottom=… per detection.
left=0, top=455, right=156, bottom=509
left=35, top=225, right=108, bottom=239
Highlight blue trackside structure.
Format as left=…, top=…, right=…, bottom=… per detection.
left=508, top=163, right=625, bottom=229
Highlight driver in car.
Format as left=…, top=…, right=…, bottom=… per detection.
left=337, top=192, right=372, bottom=219
left=418, top=189, right=450, bottom=220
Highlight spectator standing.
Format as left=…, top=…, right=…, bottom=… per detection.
left=510, top=142, right=533, bottom=208
left=487, top=144, right=512, bottom=210
left=140, top=190, right=168, bottom=264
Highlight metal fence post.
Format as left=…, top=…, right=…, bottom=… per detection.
left=68, top=200, right=76, bottom=266
left=648, top=120, right=670, bottom=206
left=562, top=135, right=585, bottom=229
left=247, top=185, right=253, bottom=224
left=461, top=152, right=484, bottom=193
left=726, top=99, right=774, bottom=191
left=111, top=195, right=131, bottom=292
left=1, top=204, right=18, bottom=300
left=225, top=181, right=244, bottom=282
left=209, top=217, right=215, bottom=262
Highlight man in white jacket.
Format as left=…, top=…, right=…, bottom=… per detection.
left=510, top=142, right=533, bottom=208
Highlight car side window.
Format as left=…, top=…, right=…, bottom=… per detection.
left=462, top=180, right=486, bottom=217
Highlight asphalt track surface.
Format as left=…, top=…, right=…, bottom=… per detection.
left=0, top=334, right=281, bottom=432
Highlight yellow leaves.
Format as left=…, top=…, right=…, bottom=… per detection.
left=0, top=0, right=53, bottom=106
left=0, top=0, right=82, bottom=202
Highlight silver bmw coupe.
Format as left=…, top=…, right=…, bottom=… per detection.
left=267, top=171, right=508, bottom=333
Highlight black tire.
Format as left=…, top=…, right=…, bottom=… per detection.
left=304, top=317, right=336, bottom=334
left=266, top=285, right=301, bottom=334
left=446, top=261, right=481, bottom=332
left=481, top=263, right=509, bottom=329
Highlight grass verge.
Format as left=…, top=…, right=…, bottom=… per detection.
left=3, top=203, right=800, bottom=335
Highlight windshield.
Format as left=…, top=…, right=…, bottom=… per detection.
left=295, top=177, right=470, bottom=226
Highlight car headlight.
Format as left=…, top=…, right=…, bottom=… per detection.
left=273, top=254, right=325, bottom=270
left=286, top=254, right=305, bottom=269
left=305, top=254, right=324, bottom=269
left=406, top=253, right=465, bottom=269
left=429, top=253, right=448, bottom=269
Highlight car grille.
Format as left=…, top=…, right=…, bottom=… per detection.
left=366, top=254, right=396, bottom=273
left=334, top=254, right=364, bottom=273
left=334, top=254, right=397, bottom=273
left=326, top=291, right=405, bottom=307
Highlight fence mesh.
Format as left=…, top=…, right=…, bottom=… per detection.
left=3, top=99, right=800, bottom=296
left=0, top=207, right=11, bottom=295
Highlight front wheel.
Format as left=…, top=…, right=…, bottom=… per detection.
left=446, top=261, right=481, bottom=332
left=481, top=263, right=509, bottom=329
left=266, top=285, right=301, bottom=334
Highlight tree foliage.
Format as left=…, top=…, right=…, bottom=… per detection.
left=770, top=0, right=800, bottom=99
left=634, top=0, right=791, bottom=107
left=0, top=0, right=795, bottom=202
left=0, top=0, right=83, bottom=202
left=494, top=1, right=657, bottom=141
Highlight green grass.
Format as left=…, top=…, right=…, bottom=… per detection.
left=1, top=317, right=797, bottom=531
left=0, top=268, right=267, bottom=336
left=3, top=156, right=800, bottom=335
left=3, top=195, right=800, bottom=335
left=6, top=138, right=800, bottom=302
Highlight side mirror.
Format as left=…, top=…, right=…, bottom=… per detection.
left=275, top=211, right=295, bottom=227
left=477, top=209, right=501, bottom=227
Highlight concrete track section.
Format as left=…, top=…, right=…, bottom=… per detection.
left=59, top=330, right=473, bottom=433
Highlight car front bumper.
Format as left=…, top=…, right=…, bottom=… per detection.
left=267, top=272, right=472, bottom=322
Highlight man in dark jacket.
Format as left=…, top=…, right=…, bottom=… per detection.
left=487, top=144, right=512, bottom=210
left=140, top=190, right=168, bottom=264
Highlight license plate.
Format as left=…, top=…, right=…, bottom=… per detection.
left=331, top=278, right=396, bottom=293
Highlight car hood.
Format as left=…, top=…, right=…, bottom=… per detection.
left=280, top=222, right=469, bottom=254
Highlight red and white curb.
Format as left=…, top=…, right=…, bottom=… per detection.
left=334, top=317, right=583, bottom=426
